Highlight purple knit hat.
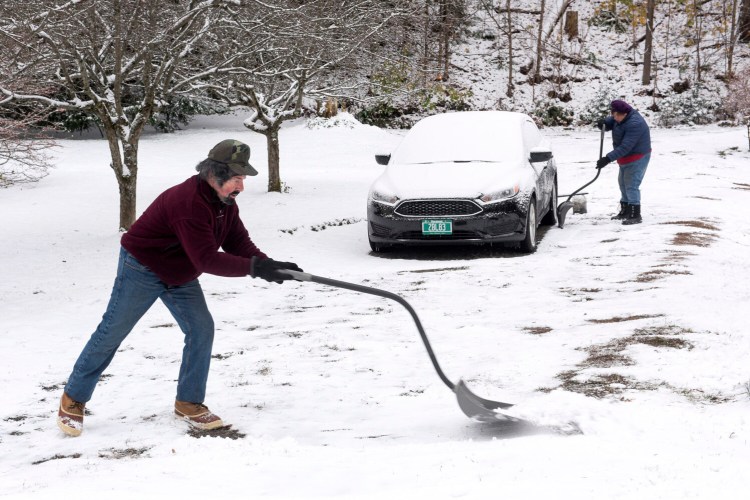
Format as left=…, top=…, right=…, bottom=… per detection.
left=610, top=100, right=633, bottom=114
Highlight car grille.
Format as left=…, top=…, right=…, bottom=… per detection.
left=395, top=199, right=482, bottom=217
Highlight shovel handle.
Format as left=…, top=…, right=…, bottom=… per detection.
left=563, top=127, right=606, bottom=204
left=281, top=269, right=313, bottom=281
left=278, top=269, right=456, bottom=391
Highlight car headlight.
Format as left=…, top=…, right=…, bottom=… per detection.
left=370, top=189, right=399, bottom=206
left=479, top=185, right=520, bottom=203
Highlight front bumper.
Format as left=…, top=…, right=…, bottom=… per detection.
left=367, top=197, right=528, bottom=246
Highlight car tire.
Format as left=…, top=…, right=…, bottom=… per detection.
left=540, top=180, right=558, bottom=226
left=519, top=196, right=538, bottom=254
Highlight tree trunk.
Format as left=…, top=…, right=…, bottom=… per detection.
left=664, top=0, right=673, bottom=69
left=694, top=0, right=703, bottom=82
left=437, top=0, right=448, bottom=80
left=118, top=172, right=138, bottom=231
left=642, top=0, right=655, bottom=85
left=564, top=11, right=578, bottom=40
left=727, top=0, right=740, bottom=75
left=506, top=0, right=514, bottom=97
left=103, top=128, right=139, bottom=231
left=266, top=126, right=282, bottom=192
left=739, top=0, right=750, bottom=41
left=533, top=0, right=546, bottom=84
left=422, top=0, right=431, bottom=86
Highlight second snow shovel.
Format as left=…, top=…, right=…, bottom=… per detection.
left=557, top=126, right=606, bottom=228
left=280, top=269, right=515, bottom=422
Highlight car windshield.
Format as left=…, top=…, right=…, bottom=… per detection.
left=389, top=114, right=525, bottom=165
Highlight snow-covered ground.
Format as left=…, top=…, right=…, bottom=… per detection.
left=2, top=113, right=750, bottom=499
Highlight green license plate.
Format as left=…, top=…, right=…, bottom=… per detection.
left=422, top=219, right=453, bottom=235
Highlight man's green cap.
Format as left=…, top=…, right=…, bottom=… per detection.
left=208, top=139, right=258, bottom=176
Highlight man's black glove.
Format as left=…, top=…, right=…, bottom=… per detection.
left=251, top=257, right=303, bottom=284
left=596, top=157, right=611, bottom=169
left=595, top=118, right=606, bottom=130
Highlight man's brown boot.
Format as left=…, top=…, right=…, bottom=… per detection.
left=175, top=400, right=224, bottom=430
left=57, top=392, right=85, bottom=437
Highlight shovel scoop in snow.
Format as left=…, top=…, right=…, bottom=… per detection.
left=280, top=269, right=515, bottom=422
left=557, top=193, right=589, bottom=227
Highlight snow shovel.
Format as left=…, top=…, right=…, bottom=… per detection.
left=280, top=269, right=515, bottom=422
left=557, top=126, right=606, bottom=228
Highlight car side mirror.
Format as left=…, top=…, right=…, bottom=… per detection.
left=375, top=154, right=391, bottom=165
left=529, top=148, right=553, bottom=163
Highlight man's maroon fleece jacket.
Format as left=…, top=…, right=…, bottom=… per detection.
left=121, top=175, right=267, bottom=286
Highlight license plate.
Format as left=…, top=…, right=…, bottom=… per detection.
left=422, top=219, right=453, bottom=235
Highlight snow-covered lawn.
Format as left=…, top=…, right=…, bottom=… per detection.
left=2, top=114, right=749, bottom=498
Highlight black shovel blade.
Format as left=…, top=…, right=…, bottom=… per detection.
left=455, top=380, right=516, bottom=422
left=557, top=201, right=574, bottom=228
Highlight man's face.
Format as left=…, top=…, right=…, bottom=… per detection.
left=210, top=175, right=245, bottom=205
left=612, top=111, right=627, bottom=123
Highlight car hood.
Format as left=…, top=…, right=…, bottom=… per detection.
left=376, top=161, right=530, bottom=199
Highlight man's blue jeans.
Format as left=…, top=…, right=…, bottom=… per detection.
left=617, top=153, right=650, bottom=205
left=65, top=248, right=214, bottom=404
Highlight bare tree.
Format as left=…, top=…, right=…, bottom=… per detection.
left=720, top=0, right=742, bottom=77
left=739, top=0, right=750, bottom=41
left=222, top=0, right=402, bottom=193
left=0, top=111, right=55, bottom=188
left=533, top=0, right=546, bottom=84
left=0, top=0, right=246, bottom=230
left=691, top=0, right=705, bottom=82
left=435, top=0, right=466, bottom=81
left=505, top=0, right=516, bottom=97
left=724, top=67, right=750, bottom=150
left=0, top=33, right=55, bottom=187
left=480, top=0, right=517, bottom=97
left=724, top=67, right=750, bottom=123
left=642, top=0, right=655, bottom=84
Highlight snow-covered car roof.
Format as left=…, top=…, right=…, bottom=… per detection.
left=388, top=111, right=529, bottom=165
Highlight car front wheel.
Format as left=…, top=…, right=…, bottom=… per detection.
left=519, top=196, right=538, bottom=254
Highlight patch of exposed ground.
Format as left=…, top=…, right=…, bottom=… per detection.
left=522, top=326, right=553, bottom=335
left=663, top=219, right=720, bottom=231
left=558, top=287, right=602, bottom=302
left=635, top=268, right=692, bottom=283
left=537, top=324, right=720, bottom=401
left=672, top=232, right=717, bottom=247
left=587, top=314, right=664, bottom=324
left=32, top=453, right=82, bottom=465
left=98, top=447, right=151, bottom=459
left=660, top=250, right=695, bottom=263
left=623, top=219, right=720, bottom=284
left=211, top=351, right=245, bottom=360
left=544, top=371, right=656, bottom=399
left=188, top=425, right=246, bottom=440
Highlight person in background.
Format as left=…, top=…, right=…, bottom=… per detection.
left=57, top=139, right=302, bottom=436
left=596, top=99, right=652, bottom=225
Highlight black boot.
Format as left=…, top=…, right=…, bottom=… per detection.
left=622, top=204, right=642, bottom=225
left=611, top=202, right=628, bottom=220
